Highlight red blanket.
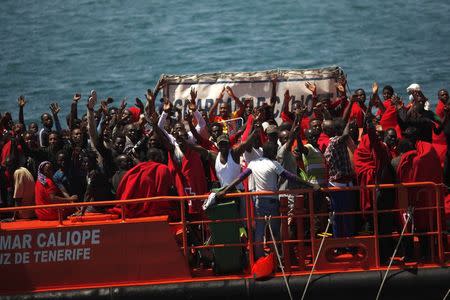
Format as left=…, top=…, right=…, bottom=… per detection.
left=432, top=100, right=447, bottom=167
left=110, top=161, right=177, bottom=219
left=241, top=114, right=267, bottom=145
left=168, top=147, right=207, bottom=215
left=354, top=135, right=376, bottom=213
left=378, top=100, right=402, bottom=137
left=280, top=111, right=311, bottom=138
left=349, top=103, right=364, bottom=128
left=317, top=132, right=330, bottom=153
left=354, top=134, right=391, bottom=213
left=397, top=141, right=442, bottom=231
left=0, top=140, right=11, bottom=167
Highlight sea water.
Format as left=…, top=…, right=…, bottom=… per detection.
left=0, top=0, right=449, bottom=122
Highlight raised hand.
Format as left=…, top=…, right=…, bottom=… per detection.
left=284, top=89, right=291, bottom=102
left=162, top=97, right=172, bottom=113
left=135, top=97, right=145, bottom=111
left=155, top=79, right=166, bottom=92
left=49, top=103, right=61, bottom=115
left=87, top=94, right=96, bottom=111
left=391, top=94, right=403, bottom=110
left=190, top=87, right=197, bottom=102
left=305, top=82, right=317, bottom=94
left=117, top=99, right=127, bottom=121
left=146, top=89, right=155, bottom=102
left=372, top=82, right=379, bottom=95
left=100, top=100, right=109, bottom=115
left=17, top=95, right=26, bottom=107
left=225, top=86, right=236, bottom=98
left=150, top=111, right=159, bottom=125
left=90, top=90, right=97, bottom=102
left=73, top=93, right=81, bottom=102
left=188, top=87, right=197, bottom=111
left=338, top=75, right=347, bottom=87
left=336, top=83, right=346, bottom=94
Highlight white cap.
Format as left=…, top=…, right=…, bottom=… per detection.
left=406, top=83, right=421, bottom=93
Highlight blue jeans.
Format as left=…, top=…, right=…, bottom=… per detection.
left=329, top=182, right=356, bottom=238
left=254, top=196, right=280, bottom=259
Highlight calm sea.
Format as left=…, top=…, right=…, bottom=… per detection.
left=1, top=0, right=449, bottom=123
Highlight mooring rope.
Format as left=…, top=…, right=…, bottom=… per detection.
left=300, top=212, right=335, bottom=300
left=265, top=215, right=293, bottom=300
left=443, top=287, right=450, bottom=300
left=375, top=207, right=414, bottom=300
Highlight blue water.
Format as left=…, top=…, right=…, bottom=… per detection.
left=1, top=0, right=449, bottom=122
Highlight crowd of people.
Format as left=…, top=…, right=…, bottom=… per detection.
left=1, top=76, right=449, bottom=263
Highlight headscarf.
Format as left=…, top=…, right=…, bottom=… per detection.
left=37, top=161, right=51, bottom=186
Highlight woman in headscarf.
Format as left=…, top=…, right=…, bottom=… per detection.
left=35, top=161, right=78, bottom=221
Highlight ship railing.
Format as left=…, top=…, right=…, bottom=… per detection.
left=0, top=181, right=447, bottom=275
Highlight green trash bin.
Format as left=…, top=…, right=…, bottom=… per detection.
left=206, top=199, right=244, bottom=274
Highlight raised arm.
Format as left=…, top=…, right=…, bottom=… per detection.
left=69, top=93, right=81, bottom=130
left=371, top=82, right=386, bottom=113
left=86, top=91, right=100, bottom=149
left=49, top=103, right=62, bottom=132
left=232, top=125, right=261, bottom=158
left=150, top=112, right=174, bottom=153
left=187, top=87, right=207, bottom=131
left=343, top=94, right=357, bottom=122
left=270, top=77, right=277, bottom=109
left=17, top=96, right=26, bottom=126
left=226, top=87, right=244, bottom=117
left=185, top=110, right=204, bottom=143
left=209, top=87, right=226, bottom=121
left=282, top=89, right=292, bottom=119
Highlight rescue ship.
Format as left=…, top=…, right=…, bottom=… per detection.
left=0, top=182, right=449, bottom=300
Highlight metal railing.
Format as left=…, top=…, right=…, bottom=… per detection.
left=0, top=182, right=447, bottom=274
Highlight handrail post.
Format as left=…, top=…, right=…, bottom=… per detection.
left=435, top=185, right=444, bottom=265
left=180, top=199, right=188, bottom=258
left=295, top=193, right=306, bottom=270
left=372, top=186, right=380, bottom=268
left=280, top=194, right=291, bottom=272
left=57, top=208, right=63, bottom=227
left=308, top=190, right=316, bottom=268
left=246, top=194, right=254, bottom=271
left=121, top=204, right=126, bottom=223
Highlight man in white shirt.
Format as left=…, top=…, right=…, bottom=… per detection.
left=216, top=142, right=317, bottom=259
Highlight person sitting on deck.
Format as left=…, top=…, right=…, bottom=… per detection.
left=34, top=161, right=77, bottom=221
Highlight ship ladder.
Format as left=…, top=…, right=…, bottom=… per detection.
left=375, top=206, right=414, bottom=300
left=300, top=211, right=335, bottom=300
left=265, top=215, right=293, bottom=300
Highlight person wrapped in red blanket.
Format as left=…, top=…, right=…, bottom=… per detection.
left=432, top=89, right=449, bottom=167
left=396, top=138, right=443, bottom=260
left=354, top=113, right=396, bottom=262
left=109, top=148, right=178, bottom=219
